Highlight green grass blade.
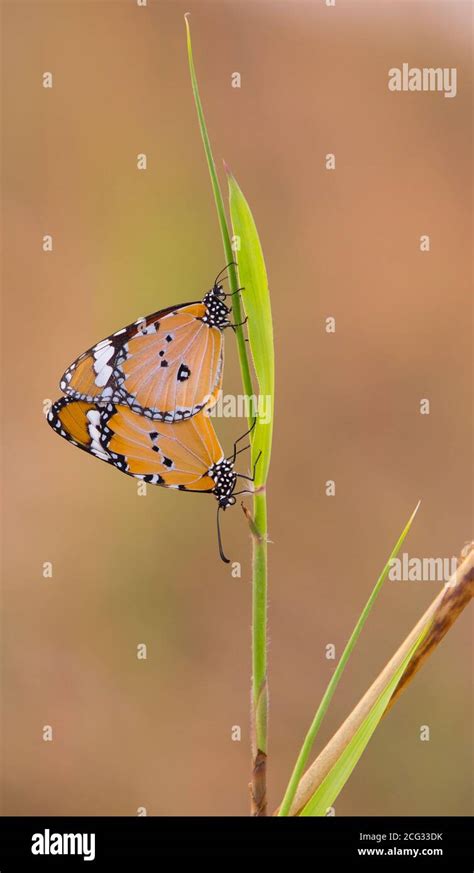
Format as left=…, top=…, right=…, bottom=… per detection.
left=226, top=171, right=275, bottom=784
left=227, top=171, right=275, bottom=486
left=278, top=501, right=421, bottom=816
left=185, top=16, right=274, bottom=813
left=299, top=628, right=428, bottom=816
left=184, top=15, right=253, bottom=403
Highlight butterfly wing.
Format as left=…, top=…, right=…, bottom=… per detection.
left=47, top=397, right=115, bottom=463
left=60, top=302, right=223, bottom=422
left=47, top=398, right=224, bottom=492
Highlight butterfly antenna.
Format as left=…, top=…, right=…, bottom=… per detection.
left=214, top=261, right=237, bottom=287
left=217, top=506, right=230, bottom=564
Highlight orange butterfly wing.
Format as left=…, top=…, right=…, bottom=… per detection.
left=47, top=398, right=224, bottom=493
left=60, top=303, right=223, bottom=422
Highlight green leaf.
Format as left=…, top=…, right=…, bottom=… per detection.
left=227, top=171, right=275, bottom=487
left=185, top=17, right=272, bottom=768
left=278, top=501, right=420, bottom=816
left=299, top=627, right=428, bottom=816
left=184, top=14, right=253, bottom=406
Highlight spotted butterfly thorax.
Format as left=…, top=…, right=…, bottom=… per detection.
left=59, top=276, right=234, bottom=423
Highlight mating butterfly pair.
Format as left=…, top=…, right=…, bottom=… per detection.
left=47, top=268, right=255, bottom=562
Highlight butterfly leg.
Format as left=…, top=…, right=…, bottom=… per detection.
left=228, top=417, right=257, bottom=463
left=225, top=315, right=249, bottom=332
left=232, top=443, right=251, bottom=461
left=222, top=286, right=245, bottom=298
left=236, top=449, right=262, bottom=483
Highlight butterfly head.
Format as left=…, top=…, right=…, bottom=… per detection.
left=212, top=281, right=227, bottom=301
left=209, top=458, right=237, bottom=509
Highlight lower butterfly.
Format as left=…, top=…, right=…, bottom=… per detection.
left=59, top=266, right=243, bottom=423
left=47, top=397, right=258, bottom=563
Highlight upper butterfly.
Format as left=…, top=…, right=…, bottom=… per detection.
left=60, top=267, right=239, bottom=422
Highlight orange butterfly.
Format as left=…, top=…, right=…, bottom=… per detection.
left=47, top=397, right=257, bottom=562
left=60, top=267, right=243, bottom=423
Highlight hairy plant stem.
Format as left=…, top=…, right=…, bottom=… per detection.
left=250, top=491, right=268, bottom=815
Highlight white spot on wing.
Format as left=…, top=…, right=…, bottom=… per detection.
left=86, top=409, right=109, bottom=459
left=95, top=364, right=113, bottom=387
left=91, top=448, right=110, bottom=461
left=93, top=345, right=114, bottom=374
left=93, top=339, right=111, bottom=352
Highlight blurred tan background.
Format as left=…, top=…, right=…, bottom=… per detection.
left=2, top=0, right=472, bottom=816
